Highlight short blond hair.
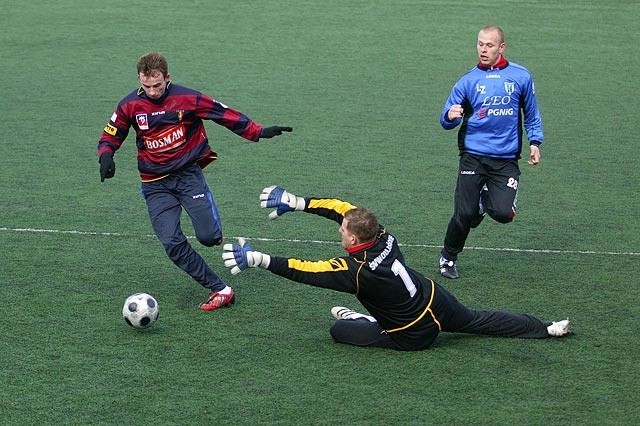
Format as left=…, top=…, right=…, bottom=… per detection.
left=480, top=25, right=505, bottom=44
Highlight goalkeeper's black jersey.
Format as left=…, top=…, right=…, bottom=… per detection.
left=267, top=197, right=440, bottom=340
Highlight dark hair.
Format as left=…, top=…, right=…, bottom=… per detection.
left=344, top=208, right=379, bottom=242
left=137, top=52, right=169, bottom=77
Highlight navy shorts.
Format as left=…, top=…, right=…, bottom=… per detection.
left=141, top=165, right=223, bottom=249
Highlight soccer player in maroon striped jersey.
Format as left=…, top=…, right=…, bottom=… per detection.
left=97, top=52, right=292, bottom=311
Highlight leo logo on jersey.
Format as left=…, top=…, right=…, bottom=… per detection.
left=474, top=80, right=519, bottom=119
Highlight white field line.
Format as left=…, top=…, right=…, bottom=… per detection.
left=1, top=226, right=639, bottom=257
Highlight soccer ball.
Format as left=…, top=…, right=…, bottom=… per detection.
left=122, top=293, right=159, bottom=329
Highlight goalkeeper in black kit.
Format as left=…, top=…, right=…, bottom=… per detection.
left=222, top=186, right=571, bottom=351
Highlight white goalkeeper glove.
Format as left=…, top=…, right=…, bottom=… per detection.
left=259, top=185, right=306, bottom=220
left=222, top=238, right=271, bottom=275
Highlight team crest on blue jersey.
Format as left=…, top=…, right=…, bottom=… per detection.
left=136, top=113, right=149, bottom=130
left=504, top=81, right=515, bottom=95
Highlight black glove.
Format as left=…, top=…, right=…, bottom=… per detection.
left=99, top=152, right=116, bottom=182
left=260, top=126, right=293, bottom=139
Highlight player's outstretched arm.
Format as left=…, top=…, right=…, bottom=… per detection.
left=259, top=185, right=306, bottom=220
left=222, top=238, right=271, bottom=275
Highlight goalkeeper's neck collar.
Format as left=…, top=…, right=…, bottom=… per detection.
left=347, top=239, right=376, bottom=255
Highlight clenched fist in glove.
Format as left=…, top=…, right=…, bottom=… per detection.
left=260, top=185, right=306, bottom=220
left=99, top=152, right=116, bottom=182
left=260, top=126, right=293, bottom=139
left=222, top=238, right=271, bottom=275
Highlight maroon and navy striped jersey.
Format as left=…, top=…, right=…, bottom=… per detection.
left=97, top=82, right=264, bottom=182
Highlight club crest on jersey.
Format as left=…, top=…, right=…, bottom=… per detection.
left=136, top=113, right=149, bottom=130
left=177, top=110, right=184, bottom=121
left=504, top=81, right=515, bottom=96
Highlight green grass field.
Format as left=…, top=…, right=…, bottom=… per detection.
left=1, top=0, right=639, bottom=424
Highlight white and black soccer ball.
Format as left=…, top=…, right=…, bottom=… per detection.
left=122, top=293, right=159, bottom=329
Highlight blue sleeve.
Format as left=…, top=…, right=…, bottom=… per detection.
left=440, top=79, right=466, bottom=130
left=440, top=73, right=471, bottom=130
left=521, top=75, right=544, bottom=144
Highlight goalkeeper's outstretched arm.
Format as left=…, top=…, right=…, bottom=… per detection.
left=259, top=185, right=356, bottom=224
left=260, top=185, right=306, bottom=220
left=222, top=238, right=270, bottom=275
left=221, top=238, right=357, bottom=293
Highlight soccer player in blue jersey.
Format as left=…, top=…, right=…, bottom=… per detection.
left=97, top=52, right=292, bottom=311
left=220, top=186, right=570, bottom=351
left=437, top=25, right=544, bottom=279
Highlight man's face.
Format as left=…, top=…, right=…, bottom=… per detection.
left=339, top=219, right=357, bottom=250
left=138, top=71, right=170, bottom=99
left=477, top=29, right=505, bottom=67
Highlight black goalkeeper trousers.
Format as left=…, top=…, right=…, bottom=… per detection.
left=434, top=283, right=550, bottom=338
left=329, top=282, right=550, bottom=351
